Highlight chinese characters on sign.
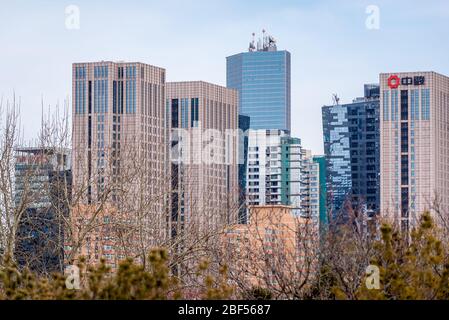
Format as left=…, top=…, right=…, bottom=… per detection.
left=388, top=75, right=425, bottom=89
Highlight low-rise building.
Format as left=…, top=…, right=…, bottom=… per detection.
left=223, top=205, right=318, bottom=295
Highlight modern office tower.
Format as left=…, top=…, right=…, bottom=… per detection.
left=14, top=147, right=71, bottom=274
left=380, top=71, right=449, bottom=232
left=322, top=101, right=351, bottom=218
left=167, top=81, right=239, bottom=236
left=238, top=114, right=250, bottom=223
left=300, top=149, right=321, bottom=224
left=226, top=31, right=291, bottom=132
left=72, top=62, right=168, bottom=267
left=246, top=129, right=302, bottom=214
left=322, top=84, right=380, bottom=221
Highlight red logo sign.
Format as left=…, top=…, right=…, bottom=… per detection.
left=388, top=75, right=400, bottom=89
left=387, top=75, right=425, bottom=89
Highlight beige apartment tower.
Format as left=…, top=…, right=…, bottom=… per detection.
left=380, top=71, right=449, bottom=231
left=71, top=62, right=168, bottom=268
left=166, top=81, right=239, bottom=236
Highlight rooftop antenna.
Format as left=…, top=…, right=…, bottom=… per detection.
left=256, top=35, right=262, bottom=51
left=332, top=94, right=340, bottom=106
left=249, top=32, right=256, bottom=52
left=262, top=29, right=267, bottom=50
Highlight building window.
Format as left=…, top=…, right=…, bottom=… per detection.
left=191, top=98, right=199, bottom=127
left=383, top=91, right=389, bottom=121
left=171, top=99, right=179, bottom=128
left=75, top=66, right=86, bottom=79
left=410, top=89, right=419, bottom=120
left=126, top=80, right=136, bottom=113
left=421, top=88, right=430, bottom=120
left=181, top=98, right=189, bottom=128
left=75, top=80, right=86, bottom=114
left=391, top=90, right=398, bottom=121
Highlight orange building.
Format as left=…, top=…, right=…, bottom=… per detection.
left=65, top=204, right=125, bottom=271
left=223, top=205, right=318, bottom=294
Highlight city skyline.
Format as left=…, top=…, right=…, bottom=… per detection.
left=2, top=1, right=449, bottom=304
left=1, top=0, right=449, bottom=154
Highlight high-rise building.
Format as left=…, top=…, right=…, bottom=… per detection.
left=300, top=150, right=321, bottom=223
left=246, top=129, right=301, bottom=214
left=281, top=135, right=302, bottom=214
left=167, top=81, right=239, bottom=235
left=72, top=61, right=168, bottom=267
left=312, top=155, right=328, bottom=233
left=238, top=114, right=250, bottom=223
left=380, top=71, right=449, bottom=232
left=300, top=152, right=328, bottom=237
left=322, top=85, right=380, bottom=220
left=226, top=31, right=291, bottom=132
left=14, top=147, right=71, bottom=274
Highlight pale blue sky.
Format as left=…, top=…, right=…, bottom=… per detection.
left=1, top=0, right=448, bottom=153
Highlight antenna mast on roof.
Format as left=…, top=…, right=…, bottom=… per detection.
left=250, top=29, right=278, bottom=52
left=248, top=32, right=256, bottom=52
left=262, top=29, right=267, bottom=50
left=332, top=94, right=340, bottom=106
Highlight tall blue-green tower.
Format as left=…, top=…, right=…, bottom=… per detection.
left=226, top=31, right=291, bottom=132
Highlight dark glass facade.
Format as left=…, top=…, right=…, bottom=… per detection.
left=312, top=155, right=327, bottom=233
left=238, top=114, right=250, bottom=223
left=322, top=85, right=380, bottom=220
left=14, top=148, right=72, bottom=274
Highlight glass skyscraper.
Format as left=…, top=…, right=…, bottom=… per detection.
left=226, top=47, right=291, bottom=132
left=322, top=85, right=380, bottom=221
left=322, top=102, right=352, bottom=218
left=238, top=114, right=250, bottom=223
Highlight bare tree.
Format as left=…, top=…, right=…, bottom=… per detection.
left=0, top=97, right=40, bottom=266
left=217, top=205, right=319, bottom=299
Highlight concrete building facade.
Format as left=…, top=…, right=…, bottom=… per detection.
left=246, top=129, right=302, bottom=214
left=72, top=61, right=168, bottom=267
left=224, top=205, right=318, bottom=291
left=167, top=81, right=239, bottom=235
left=380, top=71, right=449, bottom=231
left=300, top=149, right=321, bottom=224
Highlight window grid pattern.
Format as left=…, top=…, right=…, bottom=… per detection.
left=411, top=89, right=420, bottom=120
left=421, top=88, right=430, bottom=120
left=383, top=91, right=389, bottom=121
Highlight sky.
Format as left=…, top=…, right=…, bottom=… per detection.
left=1, top=0, right=448, bottom=154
